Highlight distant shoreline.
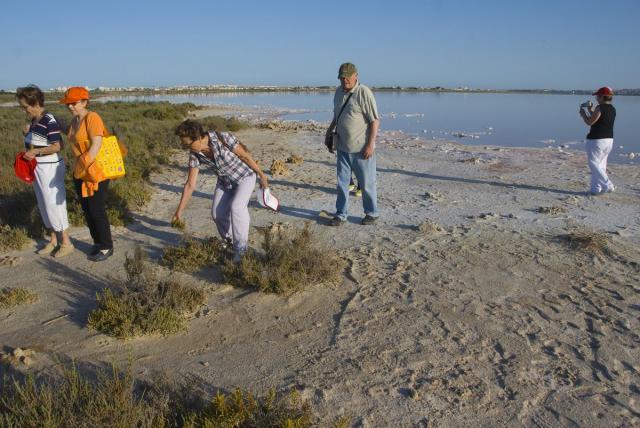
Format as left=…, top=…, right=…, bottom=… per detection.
left=2, top=86, right=639, bottom=98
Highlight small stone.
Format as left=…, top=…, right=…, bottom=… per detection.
left=200, top=361, right=210, bottom=367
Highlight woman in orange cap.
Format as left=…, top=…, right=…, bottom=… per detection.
left=579, top=86, right=616, bottom=195
left=60, top=87, right=113, bottom=261
left=16, top=85, right=74, bottom=257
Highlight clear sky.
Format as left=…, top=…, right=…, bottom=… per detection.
left=1, top=0, right=638, bottom=90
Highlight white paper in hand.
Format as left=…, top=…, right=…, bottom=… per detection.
left=256, top=188, right=280, bottom=211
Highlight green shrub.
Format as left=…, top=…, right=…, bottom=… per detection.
left=88, top=246, right=206, bottom=339
left=161, top=236, right=224, bottom=273
left=0, top=288, right=38, bottom=309
left=0, top=361, right=319, bottom=428
left=0, top=363, right=166, bottom=427
left=0, top=99, right=249, bottom=236
left=0, top=225, right=30, bottom=253
left=223, top=224, right=343, bottom=295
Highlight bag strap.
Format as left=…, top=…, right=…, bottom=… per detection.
left=333, top=92, right=354, bottom=131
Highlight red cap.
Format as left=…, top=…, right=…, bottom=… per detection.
left=14, top=152, right=37, bottom=184
left=59, top=87, right=90, bottom=104
left=592, top=87, right=613, bottom=96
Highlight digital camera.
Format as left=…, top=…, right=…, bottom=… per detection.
left=580, top=101, right=593, bottom=109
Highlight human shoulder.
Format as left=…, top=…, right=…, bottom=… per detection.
left=356, top=84, right=375, bottom=97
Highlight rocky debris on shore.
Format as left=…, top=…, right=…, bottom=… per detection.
left=537, top=206, right=568, bottom=215
left=261, top=120, right=326, bottom=133
left=425, top=191, right=444, bottom=201
left=0, top=347, right=35, bottom=368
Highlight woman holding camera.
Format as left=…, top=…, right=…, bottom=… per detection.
left=579, top=86, right=616, bottom=195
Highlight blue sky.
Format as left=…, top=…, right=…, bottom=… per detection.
left=1, top=0, right=638, bottom=90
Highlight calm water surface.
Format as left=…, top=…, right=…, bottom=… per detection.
left=102, top=92, right=640, bottom=162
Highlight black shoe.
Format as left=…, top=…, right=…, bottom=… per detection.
left=88, top=248, right=113, bottom=262
left=361, top=215, right=378, bottom=225
left=329, top=216, right=344, bottom=226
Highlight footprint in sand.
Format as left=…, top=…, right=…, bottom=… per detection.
left=0, top=256, right=21, bottom=267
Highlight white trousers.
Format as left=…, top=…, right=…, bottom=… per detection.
left=586, top=138, right=614, bottom=193
left=33, top=160, right=70, bottom=232
left=211, top=174, right=256, bottom=253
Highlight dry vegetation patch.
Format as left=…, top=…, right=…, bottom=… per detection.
left=0, top=225, right=30, bottom=253
left=0, top=361, right=322, bottom=427
left=223, top=224, right=343, bottom=295
left=161, top=236, right=224, bottom=273
left=556, top=227, right=611, bottom=256
left=286, top=154, right=304, bottom=165
left=88, top=247, right=206, bottom=339
left=0, top=287, right=38, bottom=310
left=538, top=206, right=567, bottom=215
left=270, top=159, right=290, bottom=177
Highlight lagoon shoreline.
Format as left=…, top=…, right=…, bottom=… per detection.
left=1, top=104, right=639, bottom=425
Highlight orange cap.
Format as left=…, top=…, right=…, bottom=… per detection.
left=59, top=87, right=90, bottom=104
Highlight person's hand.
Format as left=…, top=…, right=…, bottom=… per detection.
left=259, top=174, right=269, bottom=189
left=23, top=149, right=37, bottom=161
left=172, top=212, right=182, bottom=223
left=22, top=124, right=30, bottom=135
left=362, top=143, right=375, bottom=159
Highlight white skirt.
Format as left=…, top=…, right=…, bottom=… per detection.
left=33, top=160, right=70, bottom=232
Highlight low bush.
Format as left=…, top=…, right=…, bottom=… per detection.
left=0, top=287, right=38, bottom=309
left=0, top=99, right=250, bottom=236
left=161, top=235, right=224, bottom=273
left=223, top=224, right=343, bottom=295
left=557, top=227, right=610, bottom=256
left=88, top=246, right=206, bottom=339
left=0, top=361, right=319, bottom=428
left=0, top=225, right=30, bottom=253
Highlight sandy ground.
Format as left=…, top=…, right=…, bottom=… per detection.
left=1, top=112, right=640, bottom=427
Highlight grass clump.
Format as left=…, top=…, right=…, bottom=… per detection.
left=223, top=224, right=343, bottom=295
left=184, top=388, right=313, bottom=427
left=170, top=217, right=186, bottom=232
left=0, top=363, right=167, bottom=427
left=0, top=360, right=320, bottom=427
left=88, top=246, right=206, bottom=339
left=557, top=227, right=610, bottom=256
left=0, top=288, right=38, bottom=310
left=161, top=236, right=224, bottom=273
left=0, top=225, right=29, bottom=253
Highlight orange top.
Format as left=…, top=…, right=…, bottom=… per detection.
left=70, top=112, right=108, bottom=197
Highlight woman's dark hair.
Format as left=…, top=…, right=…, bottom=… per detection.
left=602, top=95, right=613, bottom=102
left=175, top=120, right=207, bottom=141
left=16, top=84, right=45, bottom=107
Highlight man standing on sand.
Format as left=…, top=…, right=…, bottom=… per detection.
left=325, top=62, right=380, bottom=226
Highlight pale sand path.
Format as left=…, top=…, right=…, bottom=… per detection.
left=1, top=122, right=639, bottom=426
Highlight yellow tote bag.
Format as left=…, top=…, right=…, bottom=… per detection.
left=96, top=135, right=126, bottom=179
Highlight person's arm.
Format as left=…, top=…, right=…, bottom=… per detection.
left=233, top=144, right=269, bottom=189
left=24, top=143, right=61, bottom=160
left=173, top=166, right=199, bottom=220
left=580, top=105, right=601, bottom=126
left=362, top=119, right=380, bottom=159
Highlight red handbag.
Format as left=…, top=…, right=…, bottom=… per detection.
left=14, top=151, right=37, bottom=184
